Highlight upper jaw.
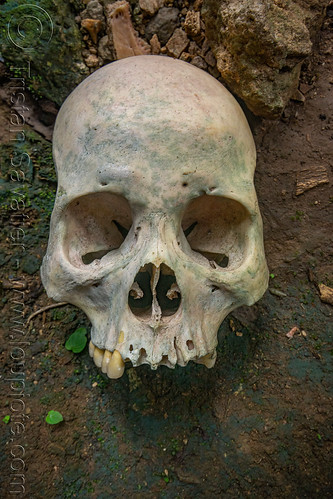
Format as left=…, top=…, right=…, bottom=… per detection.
left=89, top=339, right=217, bottom=379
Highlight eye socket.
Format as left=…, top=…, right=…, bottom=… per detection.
left=181, top=195, right=250, bottom=269
left=63, top=192, right=132, bottom=266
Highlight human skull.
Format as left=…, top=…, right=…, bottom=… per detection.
left=41, top=55, right=268, bottom=379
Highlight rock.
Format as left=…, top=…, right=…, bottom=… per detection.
left=188, top=41, right=200, bottom=55
left=21, top=255, right=41, bottom=275
left=139, top=0, right=164, bottom=16
left=202, top=0, right=329, bottom=118
left=194, top=0, right=203, bottom=11
left=191, top=55, right=207, bottom=70
left=201, top=38, right=210, bottom=56
left=204, top=50, right=216, bottom=67
left=81, top=18, right=103, bottom=44
left=295, top=165, right=329, bottom=195
left=166, top=28, right=189, bottom=58
left=0, top=0, right=89, bottom=106
left=106, top=1, right=151, bottom=59
left=81, top=0, right=105, bottom=23
left=180, top=52, right=192, bottom=62
left=318, top=284, right=333, bottom=306
left=150, top=34, right=161, bottom=54
left=98, top=35, right=114, bottom=61
left=184, top=10, right=201, bottom=37
left=84, top=53, right=100, bottom=67
left=291, top=88, right=306, bottom=103
left=29, top=341, right=48, bottom=356
left=145, top=7, right=180, bottom=46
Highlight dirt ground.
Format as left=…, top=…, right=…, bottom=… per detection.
left=1, top=10, right=332, bottom=499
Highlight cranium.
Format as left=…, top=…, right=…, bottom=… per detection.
left=41, top=55, right=268, bottom=379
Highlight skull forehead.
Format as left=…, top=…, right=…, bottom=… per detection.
left=53, top=56, right=256, bottom=204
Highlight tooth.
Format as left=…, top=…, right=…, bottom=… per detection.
left=195, top=350, right=217, bottom=368
left=118, top=330, right=124, bottom=343
left=101, top=350, right=112, bottom=373
left=89, top=340, right=95, bottom=358
left=93, top=347, right=104, bottom=368
left=107, top=349, right=125, bottom=379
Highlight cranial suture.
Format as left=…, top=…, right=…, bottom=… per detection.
left=41, top=55, right=268, bottom=379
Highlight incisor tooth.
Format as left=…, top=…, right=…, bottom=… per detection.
left=89, top=340, right=95, bottom=358
left=107, top=349, right=125, bottom=379
left=93, top=347, right=104, bottom=368
left=101, top=350, right=112, bottom=373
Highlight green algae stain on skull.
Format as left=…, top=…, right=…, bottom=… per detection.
left=41, top=56, right=268, bottom=380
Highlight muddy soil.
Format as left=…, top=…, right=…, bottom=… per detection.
left=1, top=12, right=332, bottom=499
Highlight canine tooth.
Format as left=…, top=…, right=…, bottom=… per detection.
left=89, top=340, right=95, bottom=358
left=93, top=347, right=104, bottom=368
left=107, top=350, right=125, bottom=379
left=118, top=330, right=124, bottom=343
left=101, top=350, right=112, bottom=373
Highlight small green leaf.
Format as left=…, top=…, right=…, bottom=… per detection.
left=65, top=326, right=87, bottom=353
left=270, top=273, right=275, bottom=279
left=3, top=415, right=10, bottom=424
left=45, top=410, right=63, bottom=425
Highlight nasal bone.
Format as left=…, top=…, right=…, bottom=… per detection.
left=146, top=215, right=169, bottom=267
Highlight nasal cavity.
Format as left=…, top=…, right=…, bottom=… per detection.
left=128, top=263, right=181, bottom=320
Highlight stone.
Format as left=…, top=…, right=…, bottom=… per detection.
left=291, top=88, right=306, bottom=103
left=191, top=55, right=207, bottom=70
left=318, top=284, right=333, bottom=306
left=202, top=0, right=329, bottom=118
left=81, top=0, right=105, bottom=23
left=180, top=52, right=192, bottom=62
left=106, top=1, right=151, bottom=59
left=139, top=0, right=164, bottom=16
left=194, top=0, right=203, bottom=11
left=98, top=35, right=114, bottom=62
left=188, top=41, right=200, bottom=55
left=81, top=18, right=103, bottom=44
left=204, top=50, right=216, bottom=67
left=166, top=28, right=189, bottom=58
left=145, top=7, right=180, bottom=45
left=21, top=254, right=41, bottom=275
left=29, top=341, right=48, bottom=356
left=150, top=34, right=161, bottom=54
left=84, top=53, right=100, bottom=67
left=184, top=10, right=201, bottom=37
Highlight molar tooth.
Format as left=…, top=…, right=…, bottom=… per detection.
left=101, top=350, right=112, bottom=373
left=93, top=347, right=104, bottom=368
left=107, top=350, right=125, bottom=379
left=195, top=350, right=217, bottom=369
left=89, top=340, right=95, bottom=358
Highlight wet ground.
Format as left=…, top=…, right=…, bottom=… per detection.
left=1, top=12, right=332, bottom=499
